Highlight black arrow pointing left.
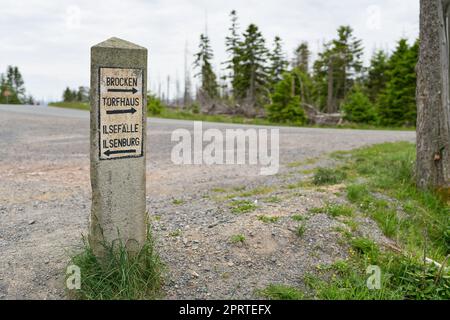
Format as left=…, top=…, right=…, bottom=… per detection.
left=104, top=149, right=136, bottom=157
left=106, top=108, right=137, bottom=115
left=108, top=88, right=138, bottom=94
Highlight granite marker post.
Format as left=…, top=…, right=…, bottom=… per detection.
left=89, top=37, right=147, bottom=256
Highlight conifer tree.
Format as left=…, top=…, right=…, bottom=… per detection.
left=1, top=66, right=26, bottom=104
left=224, top=10, right=241, bottom=97
left=377, top=39, right=418, bottom=126
left=342, top=85, right=377, bottom=124
left=293, top=42, right=310, bottom=73
left=367, top=50, right=389, bottom=103
left=63, top=87, right=74, bottom=102
left=313, top=26, right=364, bottom=112
left=235, top=24, right=270, bottom=106
left=268, top=36, right=288, bottom=89
left=266, top=72, right=306, bottom=124
left=194, top=33, right=219, bottom=99
left=0, top=74, right=8, bottom=104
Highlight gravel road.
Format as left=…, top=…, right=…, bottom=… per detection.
left=0, top=104, right=415, bottom=299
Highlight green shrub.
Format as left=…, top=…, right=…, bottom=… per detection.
left=147, top=94, right=165, bottom=115
left=189, top=103, right=200, bottom=114
left=266, top=72, right=306, bottom=125
left=342, top=85, right=377, bottom=124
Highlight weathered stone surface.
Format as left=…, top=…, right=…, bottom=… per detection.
left=89, top=37, right=148, bottom=256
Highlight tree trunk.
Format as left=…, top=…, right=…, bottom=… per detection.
left=416, top=0, right=450, bottom=195
left=327, top=58, right=335, bottom=113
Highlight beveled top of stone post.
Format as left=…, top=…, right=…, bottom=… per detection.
left=92, top=37, right=147, bottom=50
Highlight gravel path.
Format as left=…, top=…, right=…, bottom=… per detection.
left=0, top=105, right=415, bottom=299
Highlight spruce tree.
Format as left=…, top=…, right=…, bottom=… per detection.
left=268, top=36, right=288, bottom=89
left=367, top=50, right=389, bottom=103
left=63, top=87, right=74, bottom=102
left=224, top=10, right=241, bottom=97
left=0, top=74, right=7, bottom=104
left=377, top=39, right=418, bottom=126
left=342, top=85, right=377, bottom=124
left=293, top=42, right=310, bottom=73
left=235, top=24, right=269, bottom=106
left=194, top=33, right=219, bottom=99
left=4, top=66, right=26, bottom=104
left=266, top=72, right=306, bottom=124
left=312, top=26, right=364, bottom=112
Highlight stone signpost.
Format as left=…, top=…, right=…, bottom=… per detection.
left=89, top=37, right=148, bottom=256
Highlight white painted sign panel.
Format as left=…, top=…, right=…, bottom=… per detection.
left=99, top=67, right=144, bottom=160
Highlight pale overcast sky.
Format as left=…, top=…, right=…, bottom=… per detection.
left=0, top=0, right=419, bottom=102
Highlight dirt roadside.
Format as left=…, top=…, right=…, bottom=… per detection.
left=0, top=106, right=415, bottom=299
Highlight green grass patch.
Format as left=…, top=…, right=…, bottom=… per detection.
left=300, top=142, right=450, bottom=300
left=333, top=226, right=353, bottom=239
left=340, top=142, right=449, bottom=259
left=238, top=186, right=274, bottom=197
left=300, top=169, right=316, bottom=175
left=230, top=200, right=257, bottom=214
left=155, top=108, right=280, bottom=126
left=67, top=229, right=163, bottom=300
left=285, top=180, right=311, bottom=190
left=342, top=219, right=359, bottom=232
left=264, top=196, right=282, bottom=203
left=258, top=284, right=304, bottom=300
left=310, top=203, right=354, bottom=218
left=330, top=150, right=351, bottom=160
left=371, top=209, right=400, bottom=238
left=230, top=234, right=246, bottom=244
left=296, top=224, right=306, bottom=237
left=291, top=214, right=305, bottom=222
left=313, top=167, right=347, bottom=186
left=309, top=207, right=324, bottom=214
left=287, top=161, right=304, bottom=168
left=50, top=102, right=415, bottom=131
left=213, top=186, right=252, bottom=200
left=346, top=184, right=371, bottom=204
left=287, top=158, right=318, bottom=168
left=350, top=237, right=380, bottom=262
left=156, top=109, right=415, bottom=131
left=172, top=199, right=185, bottom=205
left=327, top=203, right=355, bottom=217
left=169, top=229, right=182, bottom=237
left=305, top=244, right=450, bottom=300
left=257, top=215, right=280, bottom=224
